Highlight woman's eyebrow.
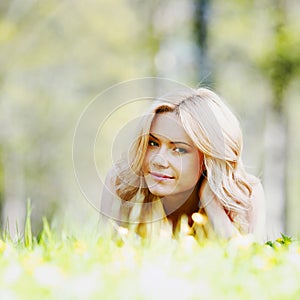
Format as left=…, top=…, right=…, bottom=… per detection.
left=149, top=133, right=192, bottom=148
left=149, top=133, right=159, bottom=140
left=171, top=141, right=192, bottom=148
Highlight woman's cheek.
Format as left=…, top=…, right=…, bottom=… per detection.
left=142, top=151, right=151, bottom=171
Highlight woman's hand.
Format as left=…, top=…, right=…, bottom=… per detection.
left=199, top=179, right=240, bottom=239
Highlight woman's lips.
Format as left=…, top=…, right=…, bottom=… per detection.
left=149, top=172, right=174, bottom=181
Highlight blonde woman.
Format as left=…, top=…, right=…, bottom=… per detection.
left=100, top=88, right=266, bottom=241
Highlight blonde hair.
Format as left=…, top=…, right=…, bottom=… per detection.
left=112, top=87, right=256, bottom=235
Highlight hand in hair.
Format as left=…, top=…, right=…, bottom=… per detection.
left=199, top=179, right=240, bottom=239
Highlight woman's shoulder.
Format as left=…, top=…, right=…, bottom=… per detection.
left=246, top=174, right=266, bottom=240
left=246, top=174, right=264, bottom=198
left=104, top=166, right=118, bottom=191
left=100, top=166, right=121, bottom=223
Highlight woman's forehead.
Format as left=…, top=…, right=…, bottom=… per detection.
left=150, top=112, right=193, bottom=144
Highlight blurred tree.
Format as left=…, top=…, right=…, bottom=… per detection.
left=0, top=0, right=155, bottom=238
left=133, top=0, right=161, bottom=77
left=205, top=0, right=300, bottom=238
left=259, top=0, right=300, bottom=239
left=193, top=0, right=211, bottom=85
left=133, top=0, right=197, bottom=83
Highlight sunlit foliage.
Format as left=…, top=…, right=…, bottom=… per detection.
left=0, top=217, right=299, bottom=300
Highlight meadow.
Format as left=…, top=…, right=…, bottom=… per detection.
left=1, top=206, right=300, bottom=300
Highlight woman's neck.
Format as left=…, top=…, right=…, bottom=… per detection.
left=162, top=183, right=201, bottom=226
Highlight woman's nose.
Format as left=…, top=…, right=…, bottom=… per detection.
left=151, top=152, right=169, bottom=169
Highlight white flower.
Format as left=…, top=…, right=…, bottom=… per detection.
left=34, top=264, right=65, bottom=287
left=3, top=263, right=22, bottom=285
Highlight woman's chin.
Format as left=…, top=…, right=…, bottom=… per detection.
left=148, top=187, right=172, bottom=198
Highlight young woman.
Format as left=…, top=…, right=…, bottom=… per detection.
left=100, top=88, right=266, bottom=241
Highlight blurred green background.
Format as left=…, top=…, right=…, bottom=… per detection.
left=0, top=0, right=299, bottom=239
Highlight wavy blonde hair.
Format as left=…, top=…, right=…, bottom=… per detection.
left=112, top=87, right=256, bottom=235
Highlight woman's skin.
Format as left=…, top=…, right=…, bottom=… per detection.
left=142, top=112, right=203, bottom=211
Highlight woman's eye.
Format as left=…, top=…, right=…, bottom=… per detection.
left=149, top=140, right=159, bottom=147
left=174, top=147, right=187, bottom=154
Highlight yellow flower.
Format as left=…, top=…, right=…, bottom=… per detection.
left=74, top=240, right=87, bottom=255
left=23, top=253, right=43, bottom=273
left=191, top=212, right=208, bottom=225
left=0, top=240, right=6, bottom=252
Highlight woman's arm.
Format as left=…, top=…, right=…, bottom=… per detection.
left=199, top=177, right=267, bottom=241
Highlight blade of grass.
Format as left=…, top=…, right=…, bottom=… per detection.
left=24, top=198, right=33, bottom=249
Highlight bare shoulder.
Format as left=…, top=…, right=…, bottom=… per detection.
left=247, top=174, right=266, bottom=241
left=104, top=166, right=117, bottom=192
left=247, top=174, right=265, bottom=204
left=100, top=166, right=119, bottom=218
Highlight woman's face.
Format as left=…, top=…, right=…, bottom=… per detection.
left=142, top=112, right=203, bottom=201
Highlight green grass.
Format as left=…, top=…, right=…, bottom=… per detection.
left=1, top=212, right=300, bottom=300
